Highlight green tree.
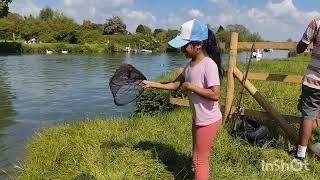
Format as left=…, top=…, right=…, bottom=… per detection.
left=20, top=10, right=79, bottom=43
left=103, top=16, right=127, bottom=35
left=48, top=15, right=79, bottom=42
left=39, top=7, right=55, bottom=20
left=287, top=38, right=293, bottom=42
left=226, top=24, right=250, bottom=34
left=83, top=19, right=92, bottom=29
left=0, top=17, right=11, bottom=40
left=218, top=24, right=263, bottom=43
left=20, top=16, right=48, bottom=40
left=153, top=28, right=165, bottom=36
left=0, top=0, right=12, bottom=18
left=246, top=32, right=263, bottom=42
left=0, top=13, right=23, bottom=40
left=165, top=29, right=179, bottom=42
left=136, top=24, right=152, bottom=35
left=77, top=29, right=104, bottom=44
left=155, top=31, right=167, bottom=42
left=216, top=30, right=231, bottom=43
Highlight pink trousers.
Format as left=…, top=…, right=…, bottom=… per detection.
left=192, top=120, right=222, bottom=180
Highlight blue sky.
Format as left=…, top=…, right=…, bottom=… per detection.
left=10, top=0, right=320, bottom=41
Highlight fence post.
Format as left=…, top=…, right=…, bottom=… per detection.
left=223, top=32, right=238, bottom=121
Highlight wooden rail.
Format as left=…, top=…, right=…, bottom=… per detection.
left=170, top=98, right=320, bottom=127
left=246, top=72, right=303, bottom=83
left=219, top=42, right=313, bottom=50
left=237, top=42, right=313, bottom=50
left=175, top=68, right=304, bottom=84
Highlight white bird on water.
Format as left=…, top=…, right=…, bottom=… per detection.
left=46, top=49, right=53, bottom=54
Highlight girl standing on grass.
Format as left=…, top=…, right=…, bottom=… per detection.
left=141, top=19, right=223, bottom=180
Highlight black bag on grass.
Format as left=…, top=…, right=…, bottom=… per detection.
left=234, top=116, right=277, bottom=147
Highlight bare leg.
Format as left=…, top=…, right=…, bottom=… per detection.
left=299, top=120, right=314, bottom=146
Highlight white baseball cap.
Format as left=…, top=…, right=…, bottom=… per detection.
left=168, top=19, right=208, bottom=48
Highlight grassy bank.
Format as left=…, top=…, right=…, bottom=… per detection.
left=17, top=108, right=320, bottom=179
left=0, top=33, right=167, bottom=54
left=0, top=41, right=226, bottom=55
left=17, top=54, right=320, bottom=179
left=0, top=41, right=113, bottom=54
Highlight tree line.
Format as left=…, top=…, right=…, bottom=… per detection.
left=0, top=2, right=263, bottom=52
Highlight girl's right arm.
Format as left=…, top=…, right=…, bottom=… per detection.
left=141, top=73, right=184, bottom=90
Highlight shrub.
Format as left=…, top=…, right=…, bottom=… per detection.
left=288, top=50, right=297, bottom=57
left=0, top=42, right=23, bottom=53
left=133, top=88, right=175, bottom=116
left=133, top=73, right=188, bottom=116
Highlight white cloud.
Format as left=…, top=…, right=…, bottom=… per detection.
left=266, top=0, right=318, bottom=24
left=267, top=0, right=296, bottom=16
left=9, top=0, right=41, bottom=16
left=110, top=0, right=133, bottom=7
left=59, top=0, right=135, bottom=23
left=166, top=15, right=183, bottom=25
left=89, top=7, right=96, bottom=16
left=208, top=0, right=229, bottom=4
left=207, top=0, right=232, bottom=9
left=204, top=0, right=319, bottom=41
left=189, top=9, right=205, bottom=19
left=63, top=0, right=82, bottom=6
left=159, top=15, right=184, bottom=29
left=63, top=0, right=132, bottom=7
left=119, top=9, right=157, bottom=32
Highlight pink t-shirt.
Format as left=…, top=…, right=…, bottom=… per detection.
left=183, top=57, right=222, bottom=126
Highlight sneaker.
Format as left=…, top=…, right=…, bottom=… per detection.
left=311, top=143, right=320, bottom=157
left=289, top=148, right=306, bottom=164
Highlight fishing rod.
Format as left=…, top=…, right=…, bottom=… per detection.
left=231, top=42, right=256, bottom=134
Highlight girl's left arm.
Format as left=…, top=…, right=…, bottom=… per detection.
left=182, top=83, right=220, bottom=101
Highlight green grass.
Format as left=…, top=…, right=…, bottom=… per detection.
left=17, top=108, right=320, bottom=179
left=221, top=54, right=310, bottom=116
left=17, top=54, right=320, bottom=179
left=1, top=33, right=165, bottom=54
left=21, top=43, right=112, bottom=54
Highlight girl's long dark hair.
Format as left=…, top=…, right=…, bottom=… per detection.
left=204, top=29, right=223, bottom=80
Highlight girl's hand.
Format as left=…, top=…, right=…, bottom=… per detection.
left=141, top=80, right=155, bottom=88
left=182, top=82, right=193, bottom=91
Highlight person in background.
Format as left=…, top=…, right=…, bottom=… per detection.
left=295, top=15, right=320, bottom=161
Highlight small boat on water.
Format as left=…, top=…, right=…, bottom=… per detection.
left=140, top=49, right=152, bottom=53
left=124, top=47, right=131, bottom=52
left=61, top=50, right=68, bottom=54
left=122, top=47, right=152, bottom=53
left=263, top=49, right=273, bottom=52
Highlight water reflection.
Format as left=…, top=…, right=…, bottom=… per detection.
left=0, top=56, right=16, bottom=177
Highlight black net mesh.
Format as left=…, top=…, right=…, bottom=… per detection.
left=109, top=64, right=147, bottom=105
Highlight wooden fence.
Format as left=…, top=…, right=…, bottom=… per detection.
left=218, top=42, right=313, bottom=50
left=170, top=32, right=318, bottom=146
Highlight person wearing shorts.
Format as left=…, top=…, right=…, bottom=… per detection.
left=295, top=15, right=320, bottom=160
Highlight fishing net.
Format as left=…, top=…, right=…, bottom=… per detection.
left=109, top=63, right=147, bottom=105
